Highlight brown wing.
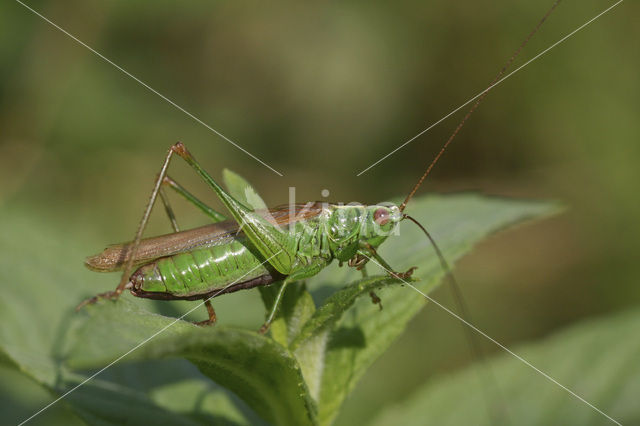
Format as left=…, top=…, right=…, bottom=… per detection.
left=85, top=202, right=325, bottom=272
left=264, top=202, right=325, bottom=225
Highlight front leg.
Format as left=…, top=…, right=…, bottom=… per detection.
left=369, top=291, right=383, bottom=311
left=355, top=242, right=417, bottom=280
left=352, top=247, right=386, bottom=310
left=362, top=250, right=416, bottom=310
left=388, top=266, right=417, bottom=280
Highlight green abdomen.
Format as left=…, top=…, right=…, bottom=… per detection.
left=130, top=238, right=275, bottom=299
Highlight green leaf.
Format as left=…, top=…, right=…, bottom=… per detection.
left=222, top=168, right=268, bottom=211
left=291, top=276, right=405, bottom=404
left=260, top=282, right=317, bottom=348
left=301, top=194, right=560, bottom=425
left=0, top=210, right=283, bottom=425
left=68, top=299, right=318, bottom=426
left=0, top=212, right=88, bottom=387
left=62, top=359, right=263, bottom=425
left=148, top=378, right=266, bottom=425
left=370, top=308, right=640, bottom=426
left=0, top=356, right=84, bottom=426
left=63, top=377, right=210, bottom=426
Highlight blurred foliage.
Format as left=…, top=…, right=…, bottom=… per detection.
left=0, top=0, right=638, bottom=424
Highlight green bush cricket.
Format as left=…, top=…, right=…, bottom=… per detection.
left=81, top=141, right=418, bottom=332
left=79, top=2, right=561, bottom=334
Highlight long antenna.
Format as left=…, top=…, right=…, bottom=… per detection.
left=404, top=214, right=509, bottom=422
left=400, top=0, right=561, bottom=212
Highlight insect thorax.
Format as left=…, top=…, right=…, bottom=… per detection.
left=322, top=204, right=401, bottom=262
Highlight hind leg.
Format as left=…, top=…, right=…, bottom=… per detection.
left=194, top=299, right=217, bottom=326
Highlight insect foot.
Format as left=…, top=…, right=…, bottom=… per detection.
left=171, top=141, right=192, bottom=159
left=193, top=319, right=216, bottom=326
left=390, top=266, right=417, bottom=280
left=369, top=291, right=383, bottom=311
left=75, top=290, right=121, bottom=311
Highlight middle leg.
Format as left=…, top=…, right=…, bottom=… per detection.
left=194, top=299, right=217, bottom=326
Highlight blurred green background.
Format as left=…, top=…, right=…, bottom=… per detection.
left=1, top=0, right=638, bottom=424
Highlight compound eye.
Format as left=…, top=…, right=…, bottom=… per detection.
left=373, top=208, right=389, bottom=226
